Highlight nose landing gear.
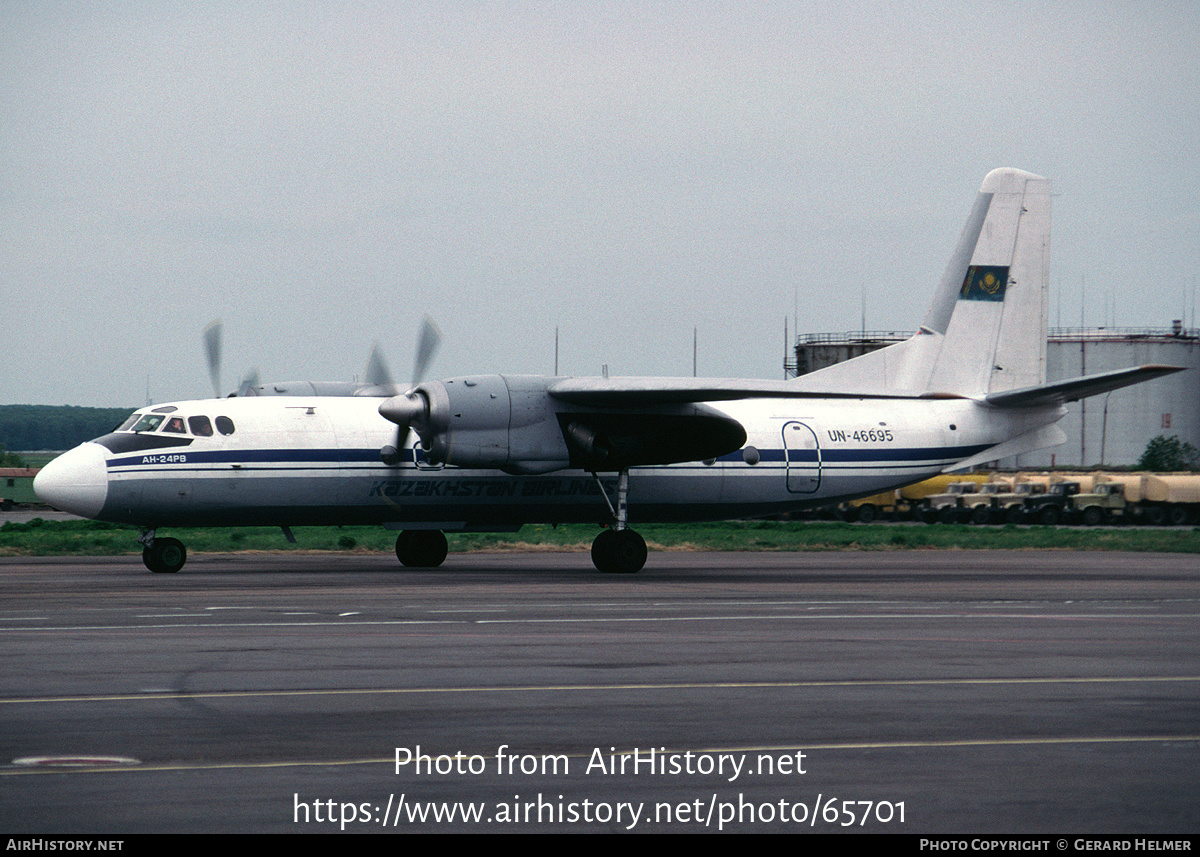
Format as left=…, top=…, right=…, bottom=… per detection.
left=139, top=530, right=187, bottom=574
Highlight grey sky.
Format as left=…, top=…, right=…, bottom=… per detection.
left=4, top=1, right=1198, bottom=408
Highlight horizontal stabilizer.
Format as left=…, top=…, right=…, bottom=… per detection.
left=984, top=365, right=1185, bottom=409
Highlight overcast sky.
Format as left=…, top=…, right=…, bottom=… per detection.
left=4, top=1, right=1198, bottom=408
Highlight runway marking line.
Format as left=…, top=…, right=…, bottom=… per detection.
left=3, top=733, right=1198, bottom=777
left=3, top=608, right=1198, bottom=632
left=2, top=674, right=1198, bottom=706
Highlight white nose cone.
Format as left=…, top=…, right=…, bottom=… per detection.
left=33, top=443, right=109, bottom=519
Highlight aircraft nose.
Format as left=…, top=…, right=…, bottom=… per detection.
left=33, top=443, right=109, bottom=519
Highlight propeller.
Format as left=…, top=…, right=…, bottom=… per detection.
left=363, top=344, right=394, bottom=391
left=411, top=315, right=441, bottom=387
left=203, top=319, right=262, bottom=397
left=203, top=320, right=223, bottom=398
left=378, top=316, right=442, bottom=465
left=236, top=367, right=261, bottom=397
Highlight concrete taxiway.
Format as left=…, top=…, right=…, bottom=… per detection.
left=1, top=549, right=1197, bottom=833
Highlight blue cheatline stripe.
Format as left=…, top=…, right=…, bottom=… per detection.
left=716, top=443, right=991, bottom=465
left=821, top=444, right=991, bottom=462
left=105, top=444, right=993, bottom=470
left=108, top=448, right=383, bottom=468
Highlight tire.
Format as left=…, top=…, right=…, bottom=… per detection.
left=1143, top=505, right=1167, bottom=526
left=396, top=530, right=448, bottom=567
left=592, top=529, right=647, bottom=574
left=1081, top=506, right=1104, bottom=527
left=1037, top=505, right=1060, bottom=526
left=971, top=505, right=991, bottom=525
left=1167, top=505, right=1190, bottom=527
left=144, top=537, right=186, bottom=573
left=856, top=504, right=878, bottom=524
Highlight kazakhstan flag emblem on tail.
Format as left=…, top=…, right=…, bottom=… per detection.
left=960, top=265, right=1009, bottom=301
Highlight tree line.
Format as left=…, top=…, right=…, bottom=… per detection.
left=0, top=405, right=134, bottom=453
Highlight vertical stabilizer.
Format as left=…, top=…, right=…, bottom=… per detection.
left=798, top=169, right=1051, bottom=397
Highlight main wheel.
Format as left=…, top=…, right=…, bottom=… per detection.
left=591, top=529, right=647, bottom=574
left=395, top=530, right=448, bottom=568
left=143, top=537, right=186, bottom=573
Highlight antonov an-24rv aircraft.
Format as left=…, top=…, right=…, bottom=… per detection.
left=35, top=169, right=1182, bottom=574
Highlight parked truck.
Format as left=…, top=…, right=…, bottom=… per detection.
left=1021, top=480, right=1080, bottom=526
left=920, top=481, right=982, bottom=524
left=985, top=481, right=1048, bottom=524
left=1119, top=475, right=1200, bottom=525
left=1070, top=481, right=1129, bottom=526
left=964, top=481, right=1011, bottom=524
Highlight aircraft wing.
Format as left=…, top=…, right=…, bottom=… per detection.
left=983, top=364, right=1185, bottom=409
left=547, top=377, right=934, bottom=406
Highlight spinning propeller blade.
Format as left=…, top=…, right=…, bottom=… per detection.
left=412, top=316, right=441, bottom=385
left=377, top=316, right=442, bottom=464
left=203, top=320, right=222, bottom=398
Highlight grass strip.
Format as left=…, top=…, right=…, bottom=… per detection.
left=3, top=518, right=1200, bottom=556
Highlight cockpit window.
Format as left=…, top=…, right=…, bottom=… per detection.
left=117, top=414, right=139, bottom=431
left=131, top=414, right=166, bottom=433
left=215, top=416, right=236, bottom=436
left=163, top=417, right=187, bottom=434
left=188, top=416, right=213, bottom=437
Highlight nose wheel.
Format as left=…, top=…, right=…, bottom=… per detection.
left=141, top=534, right=187, bottom=574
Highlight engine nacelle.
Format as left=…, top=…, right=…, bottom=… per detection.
left=381, top=374, right=748, bottom=475
left=415, top=375, right=573, bottom=474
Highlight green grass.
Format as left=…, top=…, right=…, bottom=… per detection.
left=3, top=518, right=1200, bottom=556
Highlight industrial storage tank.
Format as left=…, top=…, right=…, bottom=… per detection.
left=790, top=325, right=1199, bottom=467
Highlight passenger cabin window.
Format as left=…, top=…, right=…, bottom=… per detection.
left=215, top=416, right=236, bottom=436
left=189, top=416, right=213, bottom=437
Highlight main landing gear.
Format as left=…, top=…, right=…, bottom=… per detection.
left=139, top=530, right=187, bottom=574
left=395, top=529, right=449, bottom=568
left=589, top=469, right=647, bottom=574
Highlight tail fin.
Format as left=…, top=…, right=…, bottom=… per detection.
left=799, top=168, right=1051, bottom=397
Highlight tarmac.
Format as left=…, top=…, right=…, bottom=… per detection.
left=1, top=549, right=1197, bottom=833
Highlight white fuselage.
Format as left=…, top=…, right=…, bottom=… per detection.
left=35, top=394, right=1059, bottom=530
